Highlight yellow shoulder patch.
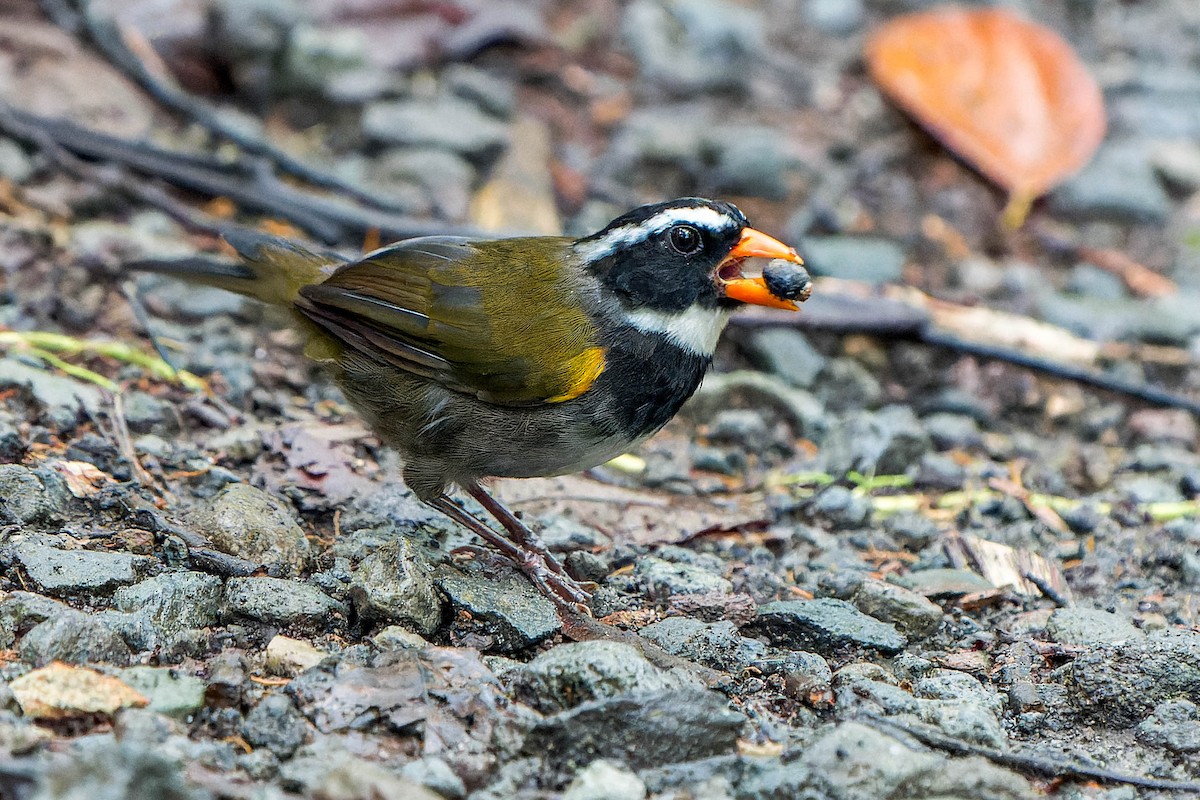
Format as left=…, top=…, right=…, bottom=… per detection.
left=546, top=346, right=606, bottom=403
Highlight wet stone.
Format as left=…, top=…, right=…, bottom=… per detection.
left=634, top=556, right=732, bottom=599
left=744, top=328, right=827, bottom=390
left=243, top=694, right=308, bottom=759
left=748, top=598, right=907, bottom=655
left=1136, top=698, right=1200, bottom=753
left=799, top=722, right=1032, bottom=799
left=362, top=97, right=509, bottom=160
left=1046, top=608, right=1144, bottom=647
left=0, top=466, right=62, bottom=525
left=812, top=358, right=883, bottom=411
left=1067, top=630, right=1200, bottom=726
left=0, top=357, right=105, bottom=424
left=114, top=572, right=224, bottom=634
left=225, top=577, right=346, bottom=628
left=508, top=640, right=691, bottom=713
left=525, top=688, right=744, bottom=773
left=895, top=568, right=995, bottom=598
left=850, top=578, right=944, bottom=639
left=801, top=235, right=906, bottom=285
left=436, top=571, right=560, bottom=652
left=821, top=406, right=932, bottom=476
left=0, top=591, right=70, bottom=647
left=13, top=539, right=149, bottom=596
left=563, top=759, right=646, bottom=800
left=119, top=667, right=207, bottom=718
left=638, top=617, right=768, bottom=673
left=1050, top=140, right=1172, bottom=223
left=348, top=538, right=442, bottom=635
left=19, top=612, right=133, bottom=667
left=201, top=484, right=310, bottom=576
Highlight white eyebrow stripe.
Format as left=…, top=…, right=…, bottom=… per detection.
left=576, top=206, right=739, bottom=262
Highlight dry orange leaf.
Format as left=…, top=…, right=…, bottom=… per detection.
left=867, top=7, right=1106, bottom=227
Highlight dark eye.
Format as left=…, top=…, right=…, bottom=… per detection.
left=668, top=224, right=702, bottom=255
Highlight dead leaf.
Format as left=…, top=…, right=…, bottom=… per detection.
left=53, top=460, right=114, bottom=498
left=866, top=7, right=1106, bottom=227
left=11, top=662, right=148, bottom=719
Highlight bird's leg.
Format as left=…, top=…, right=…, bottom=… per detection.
left=463, top=483, right=571, bottom=579
left=429, top=495, right=591, bottom=605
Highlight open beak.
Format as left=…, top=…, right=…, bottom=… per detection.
left=716, top=228, right=805, bottom=311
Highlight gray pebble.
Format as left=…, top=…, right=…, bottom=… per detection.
left=362, top=97, right=509, bottom=160
left=399, top=756, right=467, bottom=800
left=436, top=571, right=560, bottom=652
left=850, top=578, right=943, bottom=639
left=348, top=539, right=442, bottom=635
left=812, top=358, right=884, bottom=411
left=1050, top=140, right=1172, bottom=224
left=525, top=688, right=743, bottom=772
left=744, top=328, right=827, bottom=389
left=635, top=556, right=732, bottom=599
left=0, top=138, right=34, bottom=184
left=800, top=236, right=907, bottom=285
left=639, top=617, right=768, bottom=672
left=13, top=539, right=148, bottom=596
left=119, top=667, right=207, bottom=718
left=115, top=572, right=224, bottom=634
left=1136, top=698, right=1200, bottom=753
left=243, top=694, right=308, bottom=759
left=508, top=640, right=689, bottom=713
left=225, top=577, right=346, bottom=627
left=201, top=484, right=310, bottom=576
left=0, top=466, right=62, bottom=525
left=20, top=611, right=132, bottom=666
left=748, top=598, right=907, bottom=655
left=1046, top=607, right=1144, bottom=647
left=563, top=760, right=646, bottom=800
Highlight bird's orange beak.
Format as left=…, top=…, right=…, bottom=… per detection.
left=716, top=228, right=805, bottom=311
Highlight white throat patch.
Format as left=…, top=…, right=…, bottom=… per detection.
left=624, top=305, right=732, bottom=356
left=577, top=206, right=738, bottom=263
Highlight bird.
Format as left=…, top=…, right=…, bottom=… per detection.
left=134, top=198, right=809, bottom=605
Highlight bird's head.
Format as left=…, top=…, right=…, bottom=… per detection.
left=574, top=198, right=805, bottom=356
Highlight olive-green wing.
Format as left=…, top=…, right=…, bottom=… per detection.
left=295, top=236, right=605, bottom=406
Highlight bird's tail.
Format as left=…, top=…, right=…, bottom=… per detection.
left=127, top=228, right=340, bottom=307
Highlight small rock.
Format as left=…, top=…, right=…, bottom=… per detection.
left=309, top=757, right=441, bottom=800
left=806, top=485, right=871, bottom=529
left=201, top=484, right=311, bottom=576
left=1046, top=608, right=1144, bottom=647
left=243, top=694, right=308, bottom=759
left=804, top=0, right=864, bottom=34
left=922, top=412, right=983, bottom=451
left=10, top=663, right=147, bottom=720
left=708, top=126, right=794, bottom=199
left=436, top=571, right=560, bottom=651
left=20, top=612, right=133, bottom=667
left=0, top=357, right=104, bottom=422
left=443, top=65, right=516, bottom=118
left=114, top=572, right=224, bottom=633
left=821, top=406, right=932, bottom=475
left=0, top=138, right=34, bottom=183
left=622, top=0, right=765, bottom=95
left=563, top=760, right=647, bottom=800
left=371, top=626, right=430, bottom=652
left=800, top=236, right=906, bottom=285
left=1066, top=264, right=1128, bottom=301
left=370, top=147, right=476, bottom=220
left=744, top=328, right=827, bottom=389
left=895, top=568, right=995, bottom=598
left=635, top=556, right=732, bottom=599
left=119, top=667, right=207, bottom=718
left=850, top=578, right=943, bottom=639
left=525, top=688, right=743, bottom=772
left=0, top=465, right=62, bottom=525
left=1151, top=139, right=1200, bottom=192
left=348, top=538, right=441, bottom=635
left=400, top=756, right=467, bottom=800
left=509, top=640, right=690, bottom=713
left=799, top=722, right=1032, bottom=799
left=639, top=617, right=768, bottom=673
left=1067, top=630, right=1200, bottom=725
left=13, top=539, right=148, bottom=596
left=748, top=599, right=907, bottom=655
left=704, top=409, right=770, bottom=449
left=265, top=635, right=328, bottom=677
left=225, top=577, right=345, bottom=627
left=812, top=358, right=884, bottom=411
left=1050, top=140, right=1172, bottom=223
left=1136, top=698, right=1200, bottom=753
left=362, top=97, right=509, bottom=160
left=121, top=391, right=171, bottom=433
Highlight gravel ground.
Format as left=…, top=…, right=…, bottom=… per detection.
left=0, top=0, right=1199, bottom=798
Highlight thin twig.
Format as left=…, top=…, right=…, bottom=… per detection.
left=110, top=392, right=159, bottom=490
left=860, top=713, right=1200, bottom=793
